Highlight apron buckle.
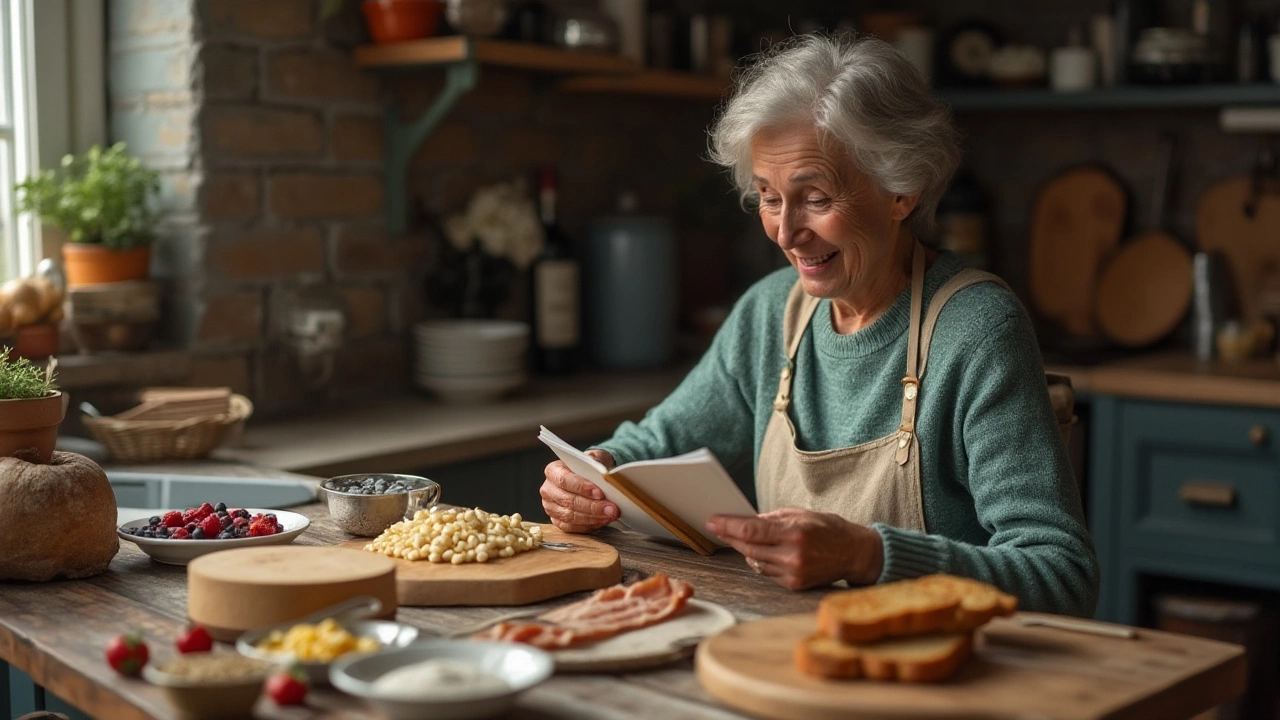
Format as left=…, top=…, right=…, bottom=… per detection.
left=900, top=376, right=919, bottom=401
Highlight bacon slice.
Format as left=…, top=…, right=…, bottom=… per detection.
left=473, top=573, right=694, bottom=649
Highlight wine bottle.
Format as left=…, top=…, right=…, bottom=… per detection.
left=531, top=167, right=581, bottom=374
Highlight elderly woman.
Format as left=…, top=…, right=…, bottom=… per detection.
left=539, top=35, right=1098, bottom=617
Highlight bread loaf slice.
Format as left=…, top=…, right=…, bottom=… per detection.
left=794, top=631, right=972, bottom=683
left=818, top=573, right=1017, bottom=644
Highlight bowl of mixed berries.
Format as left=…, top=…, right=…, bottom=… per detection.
left=118, top=502, right=310, bottom=565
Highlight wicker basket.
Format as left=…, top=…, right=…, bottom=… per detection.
left=85, top=394, right=253, bottom=463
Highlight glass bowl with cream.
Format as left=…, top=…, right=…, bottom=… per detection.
left=329, top=640, right=554, bottom=720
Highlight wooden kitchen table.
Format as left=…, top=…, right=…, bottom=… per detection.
left=0, top=503, right=1245, bottom=720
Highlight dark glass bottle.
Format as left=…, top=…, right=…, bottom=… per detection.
left=530, top=167, right=581, bottom=374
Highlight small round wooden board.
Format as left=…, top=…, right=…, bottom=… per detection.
left=187, top=545, right=398, bottom=642
left=1094, top=231, right=1193, bottom=347
left=337, top=524, right=621, bottom=606
left=1196, top=176, right=1280, bottom=322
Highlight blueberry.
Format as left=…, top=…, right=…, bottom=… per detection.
left=217, top=532, right=233, bottom=540
left=214, top=502, right=227, bottom=512
left=192, top=528, right=205, bottom=539
left=149, top=515, right=161, bottom=525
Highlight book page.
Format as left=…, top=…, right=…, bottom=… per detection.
left=538, top=427, right=757, bottom=546
left=537, top=427, right=678, bottom=541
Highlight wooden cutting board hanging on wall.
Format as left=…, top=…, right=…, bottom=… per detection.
left=1028, top=166, right=1127, bottom=337
left=1196, top=174, right=1280, bottom=322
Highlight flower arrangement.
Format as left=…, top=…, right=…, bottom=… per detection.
left=444, top=178, right=545, bottom=270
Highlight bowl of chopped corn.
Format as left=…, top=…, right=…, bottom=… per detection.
left=236, top=596, right=419, bottom=685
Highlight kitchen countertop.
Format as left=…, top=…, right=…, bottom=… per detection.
left=0, top=502, right=1246, bottom=720
left=220, top=367, right=689, bottom=477
left=211, top=354, right=1280, bottom=479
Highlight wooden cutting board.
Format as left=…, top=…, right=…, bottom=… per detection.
left=1028, top=166, right=1127, bottom=337
left=337, top=524, right=621, bottom=606
left=1197, top=176, right=1280, bottom=322
left=1093, top=231, right=1194, bottom=347
left=696, top=613, right=1245, bottom=720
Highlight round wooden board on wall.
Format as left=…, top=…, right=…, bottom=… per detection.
left=1093, top=231, right=1193, bottom=348
left=1028, top=166, right=1128, bottom=337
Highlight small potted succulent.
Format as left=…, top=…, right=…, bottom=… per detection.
left=0, top=349, right=64, bottom=464
left=16, top=142, right=160, bottom=287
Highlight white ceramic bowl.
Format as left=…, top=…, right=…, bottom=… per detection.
left=415, top=372, right=526, bottom=404
left=330, top=640, right=553, bottom=720
left=117, top=508, right=310, bottom=565
left=238, top=618, right=419, bottom=686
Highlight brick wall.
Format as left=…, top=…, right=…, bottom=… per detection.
left=107, top=0, right=718, bottom=417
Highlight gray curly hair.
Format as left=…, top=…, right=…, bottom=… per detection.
left=708, top=34, right=961, bottom=237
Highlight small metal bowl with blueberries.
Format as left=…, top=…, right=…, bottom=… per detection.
left=320, top=473, right=442, bottom=537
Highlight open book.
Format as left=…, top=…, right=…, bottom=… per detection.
left=538, top=426, right=757, bottom=555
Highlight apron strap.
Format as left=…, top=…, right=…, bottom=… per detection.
left=776, top=280, right=821, bottom=412
left=896, top=243, right=927, bottom=465
left=917, top=268, right=1010, bottom=379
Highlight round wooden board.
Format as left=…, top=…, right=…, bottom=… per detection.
left=1028, top=166, right=1127, bottom=337
left=1094, top=231, right=1193, bottom=347
left=187, top=546, right=398, bottom=642
left=337, top=524, right=621, bottom=606
left=1196, top=176, right=1280, bottom=321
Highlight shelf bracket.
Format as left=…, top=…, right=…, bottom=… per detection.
left=384, top=60, right=480, bottom=236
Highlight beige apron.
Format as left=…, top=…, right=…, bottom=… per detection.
left=756, top=247, right=1009, bottom=532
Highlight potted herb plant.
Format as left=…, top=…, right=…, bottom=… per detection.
left=16, top=142, right=160, bottom=287
left=0, top=349, right=63, bottom=464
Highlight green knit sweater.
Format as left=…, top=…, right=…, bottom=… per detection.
left=596, top=253, right=1099, bottom=618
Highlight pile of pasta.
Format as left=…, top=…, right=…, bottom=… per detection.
left=364, top=507, right=542, bottom=564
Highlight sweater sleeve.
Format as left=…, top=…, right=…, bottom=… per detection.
left=874, top=309, right=1100, bottom=618
left=592, top=305, right=758, bottom=471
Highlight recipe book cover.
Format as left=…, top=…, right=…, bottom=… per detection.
left=538, top=426, right=757, bottom=555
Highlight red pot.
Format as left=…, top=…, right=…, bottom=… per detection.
left=363, top=0, right=444, bottom=44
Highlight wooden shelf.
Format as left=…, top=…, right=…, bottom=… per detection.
left=558, top=70, right=728, bottom=99
left=354, top=36, right=637, bottom=75
left=938, top=83, right=1280, bottom=112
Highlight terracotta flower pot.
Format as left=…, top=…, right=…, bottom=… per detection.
left=12, top=324, right=60, bottom=360
left=0, top=391, right=66, bottom=464
left=61, top=244, right=151, bottom=288
left=363, top=0, right=444, bottom=44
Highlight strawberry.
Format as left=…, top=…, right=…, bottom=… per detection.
left=265, top=666, right=308, bottom=706
left=199, top=514, right=223, bottom=539
left=161, top=511, right=184, bottom=528
left=195, top=502, right=215, bottom=520
left=105, top=631, right=149, bottom=676
left=175, top=625, right=214, bottom=654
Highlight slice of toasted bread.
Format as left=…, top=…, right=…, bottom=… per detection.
left=818, top=574, right=1017, bottom=644
left=795, top=631, right=972, bottom=683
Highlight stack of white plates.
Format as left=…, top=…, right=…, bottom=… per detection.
left=413, top=320, right=529, bottom=403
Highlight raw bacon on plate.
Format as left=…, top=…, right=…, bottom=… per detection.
left=473, top=573, right=694, bottom=649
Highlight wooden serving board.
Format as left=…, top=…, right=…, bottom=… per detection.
left=337, top=524, right=621, bottom=606
left=1093, top=231, right=1193, bottom=347
left=1028, top=166, right=1127, bottom=337
left=695, top=613, right=1245, bottom=720
left=1197, top=176, right=1280, bottom=322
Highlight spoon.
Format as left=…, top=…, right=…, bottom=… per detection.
left=79, top=401, right=103, bottom=418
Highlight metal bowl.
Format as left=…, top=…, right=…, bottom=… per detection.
left=319, top=474, right=441, bottom=537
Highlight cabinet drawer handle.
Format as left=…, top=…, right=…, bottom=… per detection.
left=1249, top=425, right=1269, bottom=447
left=1178, top=481, right=1237, bottom=508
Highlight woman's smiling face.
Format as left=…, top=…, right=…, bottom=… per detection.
left=751, top=125, right=916, bottom=322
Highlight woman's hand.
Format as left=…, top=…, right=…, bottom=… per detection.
left=705, top=507, right=884, bottom=590
left=539, top=449, right=620, bottom=533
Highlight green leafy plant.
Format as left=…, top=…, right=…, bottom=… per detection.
left=15, top=142, right=160, bottom=250
left=0, top=348, right=57, bottom=400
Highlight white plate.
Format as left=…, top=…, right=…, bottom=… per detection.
left=117, top=508, right=310, bottom=565
left=551, top=599, right=737, bottom=673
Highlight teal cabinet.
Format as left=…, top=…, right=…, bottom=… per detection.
left=1090, top=395, right=1280, bottom=624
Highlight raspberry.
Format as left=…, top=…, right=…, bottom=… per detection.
left=199, top=514, right=222, bottom=538
left=248, top=519, right=275, bottom=537
left=182, top=509, right=199, bottom=524
left=162, top=511, right=183, bottom=528
left=195, top=503, right=215, bottom=520
left=171, top=528, right=190, bottom=539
